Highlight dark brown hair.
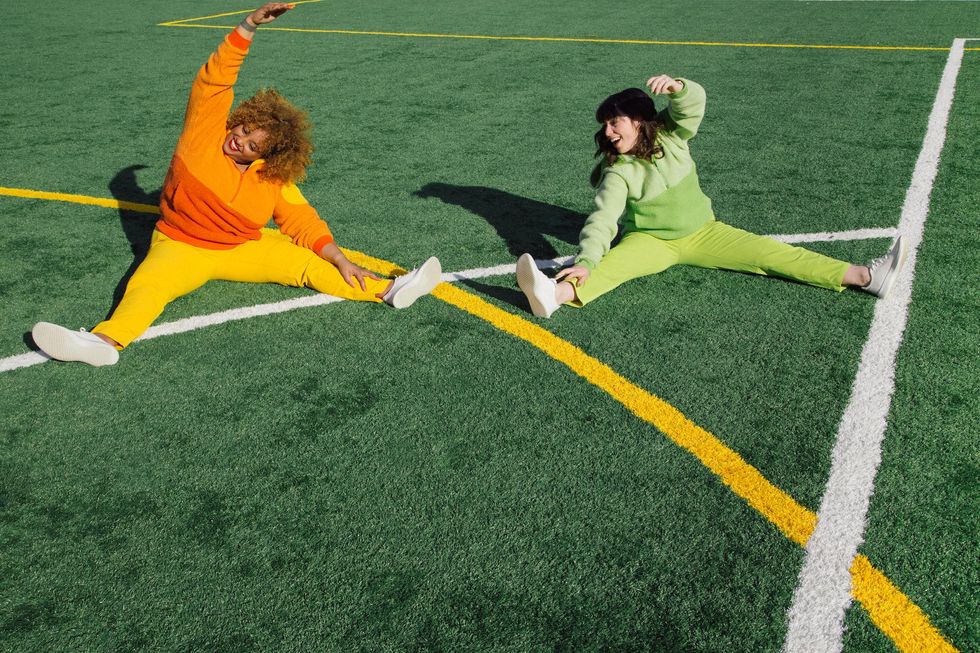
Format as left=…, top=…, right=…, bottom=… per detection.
left=590, top=88, right=664, bottom=187
left=227, top=89, right=313, bottom=184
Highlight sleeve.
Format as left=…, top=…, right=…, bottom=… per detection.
left=179, top=30, right=253, bottom=149
left=273, top=183, right=335, bottom=253
left=658, top=78, right=707, bottom=142
left=574, top=170, right=629, bottom=270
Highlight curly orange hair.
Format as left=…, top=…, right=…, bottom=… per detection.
left=227, top=89, right=313, bottom=184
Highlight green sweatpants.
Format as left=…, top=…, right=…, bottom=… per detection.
left=572, top=220, right=850, bottom=306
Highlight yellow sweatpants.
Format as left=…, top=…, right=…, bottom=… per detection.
left=93, top=228, right=388, bottom=348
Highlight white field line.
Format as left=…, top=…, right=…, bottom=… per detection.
left=770, top=227, right=898, bottom=244
left=2, top=295, right=344, bottom=373
left=782, top=38, right=965, bottom=653
left=0, top=226, right=898, bottom=374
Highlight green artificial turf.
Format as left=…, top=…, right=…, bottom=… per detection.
left=1, top=1, right=977, bottom=651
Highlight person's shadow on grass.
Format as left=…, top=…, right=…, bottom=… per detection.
left=23, top=165, right=160, bottom=352
left=415, top=183, right=583, bottom=260
left=105, top=165, right=161, bottom=319
left=414, top=183, right=584, bottom=308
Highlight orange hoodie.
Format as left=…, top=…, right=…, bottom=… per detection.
left=156, top=30, right=334, bottom=253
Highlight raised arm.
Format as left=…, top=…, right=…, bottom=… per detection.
left=179, top=3, right=297, bottom=150
left=646, top=74, right=707, bottom=141
left=235, top=2, right=296, bottom=43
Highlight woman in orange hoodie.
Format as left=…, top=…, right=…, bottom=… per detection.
left=33, top=2, right=441, bottom=367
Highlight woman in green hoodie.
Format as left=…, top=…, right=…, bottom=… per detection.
left=516, top=75, right=905, bottom=318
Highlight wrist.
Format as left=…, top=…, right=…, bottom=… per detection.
left=319, top=245, right=343, bottom=265
left=240, top=17, right=257, bottom=32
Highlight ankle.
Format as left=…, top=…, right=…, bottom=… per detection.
left=843, top=264, right=871, bottom=288
left=94, top=332, right=120, bottom=348
left=555, top=280, right=576, bottom=304
left=378, top=279, right=395, bottom=300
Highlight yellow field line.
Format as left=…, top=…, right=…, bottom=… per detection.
left=158, top=21, right=971, bottom=52
left=430, top=281, right=818, bottom=543
left=3, top=185, right=961, bottom=653
left=851, top=556, right=958, bottom=653
left=0, top=186, right=159, bottom=214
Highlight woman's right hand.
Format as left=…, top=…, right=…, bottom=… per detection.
left=555, top=265, right=591, bottom=286
left=248, top=2, right=296, bottom=26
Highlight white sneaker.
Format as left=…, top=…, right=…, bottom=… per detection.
left=864, top=236, right=907, bottom=299
left=383, top=256, right=442, bottom=308
left=516, top=253, right=560, bottom=318
left=31, top=322, right=119, bottom=367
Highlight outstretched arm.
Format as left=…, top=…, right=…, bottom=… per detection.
left=318, top=243, right=382, bottom=291
left=235, top=2, right=296, bottom=42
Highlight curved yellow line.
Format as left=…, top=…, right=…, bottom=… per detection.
left=3, top=185, right=961, bottom=652
left=426, top=281, right=959, bottom=653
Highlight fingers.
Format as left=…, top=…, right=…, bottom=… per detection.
left=555, top=266, right=589, bottom=285
left=255, top=2, right=295, bottom=23
left=349, top=268, right=370, bottom=291
left=270, top=3, right=296, bottom=17
left=645, top=75, right=678, bottom=95
left=646, top=76, right=667, bottom=94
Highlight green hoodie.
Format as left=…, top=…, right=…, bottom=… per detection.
left=575, top=79, right=714, bottom=270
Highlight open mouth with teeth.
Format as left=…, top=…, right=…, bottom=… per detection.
left=226, top=134, right=243, bottom=153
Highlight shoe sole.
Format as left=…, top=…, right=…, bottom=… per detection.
left=516, top=254, right=556, bottom=318
left=31, top=322, right=119, bottom=367
left=875, top=237, right=907, bottom=300
left=391, top=257, right=442, bottom=309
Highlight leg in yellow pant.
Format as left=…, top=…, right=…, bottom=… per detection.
left=93, top=229, right=388, bottom=347
left=573, top=220, right=850, bottom=306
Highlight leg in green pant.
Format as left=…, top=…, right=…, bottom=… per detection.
left=678, top=221, right=849, bottom=290
left=572, top=221, right=851, bottom=307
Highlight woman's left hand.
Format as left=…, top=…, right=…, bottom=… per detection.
left=248, top=2, right=296, bottom=26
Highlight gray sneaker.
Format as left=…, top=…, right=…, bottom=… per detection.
left=31, top=322, right=119, bottom=366
left=864, top=236, right=907, bottom=299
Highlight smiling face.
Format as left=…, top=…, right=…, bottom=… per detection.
left=222, top=124, right=269, bottom=168
left=603, top=115, right=641, bottom=155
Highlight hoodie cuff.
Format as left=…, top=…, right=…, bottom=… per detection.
left=670, top=78, right=690, bottom=99
left=227, top=29, right=252, bottom=51
left=312, top=234, right=335, bottom=254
